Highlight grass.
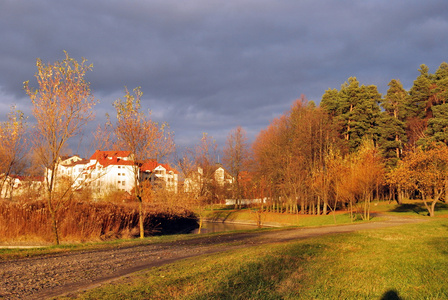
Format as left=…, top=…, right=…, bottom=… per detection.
left=371, top=199, right=448, bottom=217
left=203, top=207, right=365, bottom=227
left=60, top=218, right=448, bottom=299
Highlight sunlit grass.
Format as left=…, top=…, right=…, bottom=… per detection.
left=203, top=207, right=366, bottom=227
left=62, top=219, right=448, bottom=300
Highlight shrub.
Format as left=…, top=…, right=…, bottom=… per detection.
left=0, top=199, right=197, bottom=244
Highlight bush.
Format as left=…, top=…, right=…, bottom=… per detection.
left=0, top=199, right=197, bottom=244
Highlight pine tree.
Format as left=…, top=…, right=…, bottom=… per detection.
left=377, top=79, right=408, bottom=166
left=321, top=77, right=381, bottom=152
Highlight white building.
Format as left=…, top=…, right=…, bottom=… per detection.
left=47, top=150, right=178, bottom=198
left=140, top=160, right=178, bottom=193
left=184, top=164, right=234, bottom=194
left=0, top=174, right=44, bottom=200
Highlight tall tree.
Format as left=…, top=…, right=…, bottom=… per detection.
left=253, top=97, right=343, bottom=215
left=223, top=126, right=250, bottom=209
left=321, top=77, right=381, bottom=151
left=377, top=79, right=408, bottom=166
left=431, top=62, right=448, bottom=105
left=408, top=64, right=432, bottom=119
left=422, top=103, right=448, bottom=145
left=110, top=87, right=174, bottom=239
left=24, top=52, right=97, bottom=245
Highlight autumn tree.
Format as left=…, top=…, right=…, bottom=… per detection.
left=391, top=144, right=448, bottom=217
left=253, top=97, right=343, bottom=215
left=252, top=114, right=291, bottom=212
left=0, top=106, right=27, bottom=199
left=223, top=126, right=250, bottom=209
left=24, top=52, right=97, bottom=245
left=110, top=87, right=174, bottom=238
left=351, top=140, right=384, bottom=220
left=322, top=149, right=350, bottom=222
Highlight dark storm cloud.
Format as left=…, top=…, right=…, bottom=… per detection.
left=1, top=0, right=448, bottom=150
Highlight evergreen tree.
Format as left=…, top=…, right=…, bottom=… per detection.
left=321, top=77, right=381, bottom=152
left=432, top=62, right=448, bottom=105
left=408, top=64, right=432, bottom=119
left=377, top=79, right=408, bottom=166
left=421, top=103, right=448, bottom=145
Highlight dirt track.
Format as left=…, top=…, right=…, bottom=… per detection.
left=0, top=215, right=424, bottom=300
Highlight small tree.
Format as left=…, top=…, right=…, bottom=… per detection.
left=110, top=87, right=174, bottom=238
left=351, top=140, right=384, bottom=220
left=178, top=134, right=219, bottom=232
left=24, top=52, right=97, bottom=245
left=396, top=144, right=448, bottom=216
left=0, top=106, right=27, bottom=200
left=223, top=126, right=250, bottom=209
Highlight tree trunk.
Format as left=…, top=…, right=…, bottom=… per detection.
left=430, top=200, right=437, bottom=217
left=349, top=199, right=353, bottom=222
left=138, top=196, right=144, bottom=239
left=317, top=196, right=321, bottom=215
left=323, top=194, right=328, bottom=215
left=47, top=197, right=60, bottom=245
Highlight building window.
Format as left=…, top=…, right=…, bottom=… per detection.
left=122, top=181, right=125, bottom=186
left=118, top=181, right=121, bottom=184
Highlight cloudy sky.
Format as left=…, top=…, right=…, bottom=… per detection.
left=1, top=0, right=448, bottom=155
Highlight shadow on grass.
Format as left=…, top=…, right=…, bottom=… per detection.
left=191, top=242, right=327, bottom=299
left=381, top=289, right=402, bottom=300
left=429, top=223, right=448, bottom=256
left=207, top=210, right=238, bottom=222
left=390, top=203, right=427, bottom=215
left=391, top=202, right=448, bottom=216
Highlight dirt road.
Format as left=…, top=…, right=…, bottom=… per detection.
left=0, top=215, right=423, bottom=299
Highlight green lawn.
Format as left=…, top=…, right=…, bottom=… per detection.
left=62, top=218, right=448, bottom=300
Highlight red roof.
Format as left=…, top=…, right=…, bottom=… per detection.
left=90, top=150, right=134, bottom=167
left=90, top=150, right=132, bottom=160
left=140, top=159, right=178, bottom=174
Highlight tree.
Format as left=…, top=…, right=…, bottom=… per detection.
left=321, top=77, right=381, bottom=152
left=110, top=87, right=174, bottom=238
left=377, top=79, right=408, bottom=166
left=179, top=133, right=219, bottom=232
left=0, top=106, right=27, bottom=199
left=408, top=64, right=432, bottom=119
left=253, top=97, right=344, bottom=215
left=223, top=126, right=250, bottom=209
left=422, top=103, right=448, bottom=145
left=350, top=140, right=384, bottom=220
left=24, top=52, right=97, bottom=245
left=393, top=144, right=448, bottom=217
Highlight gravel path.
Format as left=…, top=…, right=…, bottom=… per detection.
left=0, top=215, right=424, bottom=299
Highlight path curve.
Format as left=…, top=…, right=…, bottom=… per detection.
left=0, top=214, right=424, bottom=299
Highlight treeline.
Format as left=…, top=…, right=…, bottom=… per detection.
left=2, top=53, right=448, bottom=244
left=242, top=62, right=448, bottom=219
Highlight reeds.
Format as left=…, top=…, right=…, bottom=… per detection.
left=0, top=199, right=197, bottom=244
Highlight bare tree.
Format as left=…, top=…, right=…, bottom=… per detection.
left=24, top=51, right=97, bottom=245
left=223, top=126, right=250, bottom=209
left=110, top=87, right=174, bottom=238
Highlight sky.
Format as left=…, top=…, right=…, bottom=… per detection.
left=1, top=0, right=448, bottom=157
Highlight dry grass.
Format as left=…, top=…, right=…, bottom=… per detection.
left=0, top=199, right=197, bottom=244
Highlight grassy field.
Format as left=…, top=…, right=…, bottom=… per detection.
left=61, top=217, right=448, bottom=300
